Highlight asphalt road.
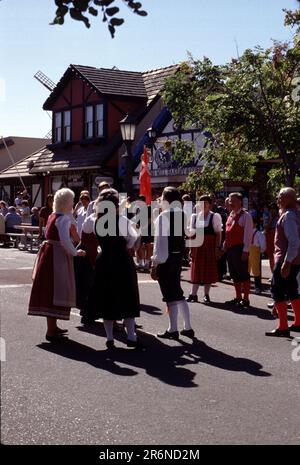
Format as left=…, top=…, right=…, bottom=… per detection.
left=1, top=247, right=300, bottom=445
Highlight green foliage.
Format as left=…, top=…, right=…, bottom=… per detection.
left=172, top=139, right=197, bottom=166
left=163, top=15, right=300, bottom=193
left=50, top=0, right=147, bottom=37
left=267, top=167, right=287, bottom=196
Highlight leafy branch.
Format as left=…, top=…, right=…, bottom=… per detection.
left=50, top=0, right=147, bottom=37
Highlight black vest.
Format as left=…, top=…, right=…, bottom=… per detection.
left=167, top=210, right=185, bottom=254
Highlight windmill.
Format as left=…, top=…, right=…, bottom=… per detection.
left=34, top=70, right=57, bottom=139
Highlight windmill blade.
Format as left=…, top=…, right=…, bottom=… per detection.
left=44, top=129, right=52, bottom=140
left=34, top=71, right=56, bottom=92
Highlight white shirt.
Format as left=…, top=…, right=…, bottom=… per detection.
left=189, top=211, right=223, bottom=235
left=152, top=207, right=184, bottom=266
left=82, top=213, right=97, bottom=235
left=76, top=206, right=88, bottom=236
left=87, top=200, right=95, bottom=217
left=91, top=214, right=140, bottom=250
left=252, top=228, right=266, bottom=253
left=119, top=216, right=140, bottom=249
left=55, top=215, right=77, bottom=256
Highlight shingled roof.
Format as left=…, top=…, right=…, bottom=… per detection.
left=43, top=64, right=179, bottom=110
left=0, top=148, right=47, bottom=179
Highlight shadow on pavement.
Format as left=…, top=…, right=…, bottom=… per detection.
left=197, top=301, right=295, bottom=321
left=37, top=330, right=271, bottom=388
left=140, top=303, right=162, bottom=315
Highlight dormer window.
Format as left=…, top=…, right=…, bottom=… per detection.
left=86, top=106, right=94, bottom=138
left=63, top=110, right=71, bottom=141
left=54, top=112, right=62, bottom=142
left=96, top=104, right=104, bottom=137
left=85, top=103, right=104, bottom=139
left=54, top=111, right=71, bottom=143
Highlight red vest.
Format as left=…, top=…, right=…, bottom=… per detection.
left=225, top=210, right=245, bottom=249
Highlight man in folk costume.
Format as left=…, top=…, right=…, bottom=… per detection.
left=224, top=192, right=253, bottom=307
left=151, top=186, right=194, bottom=340
left=265, top=188, right=300, bottom=337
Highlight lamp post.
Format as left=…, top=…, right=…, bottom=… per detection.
left=120, top=115, right=136, bottom=196
left=146, top=127, right=156, bottom=171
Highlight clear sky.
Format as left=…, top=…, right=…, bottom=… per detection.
left=0, top=0, right=298, bottom=138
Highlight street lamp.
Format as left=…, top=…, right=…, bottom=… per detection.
left=146, top=127, right=156, bottom=170
left=120, top=115, right=137, bottom=196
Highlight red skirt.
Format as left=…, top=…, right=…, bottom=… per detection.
left=190, top=234, right=218, bottom=284
left=28, top=242, right=72, bottom=320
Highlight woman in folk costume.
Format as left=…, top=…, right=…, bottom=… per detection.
left=187, top=195, right=223, bottom=303
left=74, top=210, right=99, bottom=320
left=85, top=189, right=143, bottom=350
left=28, top=188, right=86, bottom=341
left=151, top=186, right=194, bottom=340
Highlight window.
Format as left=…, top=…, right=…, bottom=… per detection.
left=85, top=106, right=94, bottom=138
left=54, top=112, right=62, bottom=142
left=96, top=104, right=104, bottom=137
left=63, top=110, right=71, bottom=141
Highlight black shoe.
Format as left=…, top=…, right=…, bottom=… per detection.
left=157, top=330, right=179, bottom=340
left=186, top=294, right=198, bottom=303
left=203, top=294, right=211, bottom=304
left=225, top=298, right=240, bottom=305
left=238, top=299, right=250, bottom=308
left=106, top=340, right=116, bottom=350
left=45, top=333, right=68, bottom=342
left=55, top=327, right=68, bottom=334
left=265, top=328, right=290, bottom=337
left=289, top=324, right=300, bottom=333
left=180, top=328, right=195, bottom=338
left=267, top=302, right=274, bottom=309
left=126, top=339, right=146, bottom=350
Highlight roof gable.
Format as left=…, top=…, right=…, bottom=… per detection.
left=43, top=64, right=178, bottom=110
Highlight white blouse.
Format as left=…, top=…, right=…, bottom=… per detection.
left=91, top=214, right=140, bottom=249
left=82, top=213, right=97, bottom=235
left=189, top=211, right=223, bottom=235
left=55, top=215, right=77, bottom=256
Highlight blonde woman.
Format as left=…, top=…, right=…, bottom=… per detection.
left=28, top=188, right=86, bottom=341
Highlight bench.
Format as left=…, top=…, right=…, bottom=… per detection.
left=1, top=232, right=41, bottom=252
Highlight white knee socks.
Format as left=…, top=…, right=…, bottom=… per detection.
left=178, top=300, right=192, bottom=330
left=103, top=320, right=114, bottom=341
left=167, top=300, right=192, bottom=332
left=167, top=302, right=179, bottom=332
left=124, top=318, right=137, bottom=342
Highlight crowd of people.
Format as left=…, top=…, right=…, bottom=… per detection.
left=1, top=182, right=299, bottom=347
left=18, top=180, right=300, bottom=348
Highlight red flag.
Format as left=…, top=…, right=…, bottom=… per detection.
left=139, top=145, right=152, bottom=205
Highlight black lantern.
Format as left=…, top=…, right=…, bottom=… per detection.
left=120, top=117, right=137, bottom=142
left=120, top=115, right=137, bottom=196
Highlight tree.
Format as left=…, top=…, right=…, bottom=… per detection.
left=162, top=10, right=300, bottom=194
left=50, top=0, right=147, bottom=37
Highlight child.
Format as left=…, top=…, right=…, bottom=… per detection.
left=248, top=219, right=266, bottom=294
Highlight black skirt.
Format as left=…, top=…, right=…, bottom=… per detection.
left=85, top=231, right=140, bottom=321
